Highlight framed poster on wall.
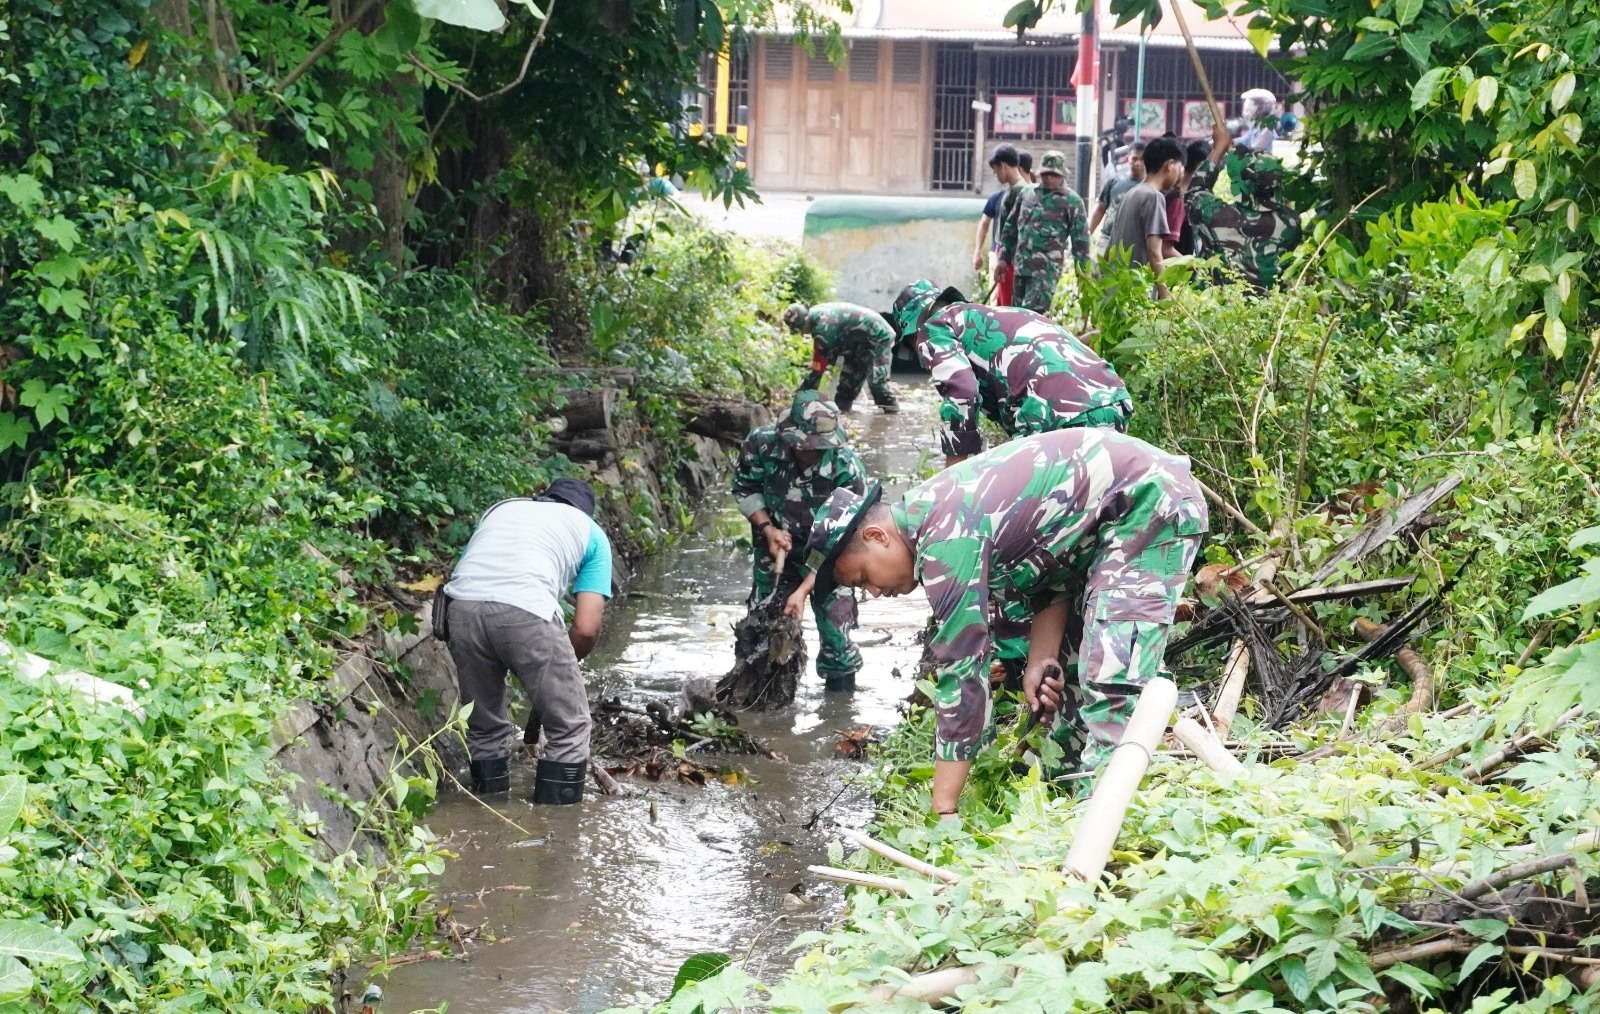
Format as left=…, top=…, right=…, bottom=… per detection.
left=1181, top=99, right=1224, bottom=138
left=1049, top=94, right=1079, bottom=137
left=992, top=94, right=1038, bottom=135
left=1123, top=98, right=1169, bottom=138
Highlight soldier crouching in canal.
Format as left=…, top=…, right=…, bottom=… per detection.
left=733, top=390, right=866, bottom=691
left=784, top=429, right=1208, bottom=818
left=438, top=478, right=613, bottom=803
left=783, top=300, right=900, bottom=414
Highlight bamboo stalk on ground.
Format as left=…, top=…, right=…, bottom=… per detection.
left=1063, top=677, right=1179, bottom=883
left=1464, top=705, right=1585, bottom=782
left=865, top=966, right=982, bottom=1003
left=1171, top=716, right=1245, bottom=774
left=1212, top=555, right=1279, bottom=733
left=807, top=865, right=912, bottom=896
left=837, top=827, right=961, bottom=884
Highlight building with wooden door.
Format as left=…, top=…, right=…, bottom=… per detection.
left=695, top=0, right=1288, bottom=195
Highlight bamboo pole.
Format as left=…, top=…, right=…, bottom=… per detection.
left=865, top=966, right=983, bottom=1003
left=1063, top=677, right=1178, bottom=883
left=1167, top=0, right=1225, bottom=128
left=0, top=640, right=146, bottom=719
left=1171, top=716, right=1244, bottom=774
left=1212, top=556, right=1279, bottom=733
left=807, top=865, right=910, bottom=896
left=837, top=828, right=960, bottom=884
left=1464, top=704, right=1584, bottom=782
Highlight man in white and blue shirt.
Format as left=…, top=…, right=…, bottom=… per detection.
left=443, top=478, right=612, bottom=803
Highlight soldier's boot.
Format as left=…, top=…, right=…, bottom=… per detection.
left=821, top=670, right=857, bottom=693
left=531, top=759, right=585, bottom=805
left=879, top=404, right=900, bottom=414
left=468, top=756, right=511, bottom=794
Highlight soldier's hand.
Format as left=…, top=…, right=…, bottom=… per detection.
left=1212, top=119, right=1232, bottom=155
left=1023, top=658, right=1065, bottom=715
left=782, top=577, right=813, bottom=619
left=764, top=525, right=792, bottom=557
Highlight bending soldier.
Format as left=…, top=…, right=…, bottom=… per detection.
left=732, top=391, right=866, bottom=691
left=783, top=301, right=900, bottom=414
left=787, top=429, right=1208, bottom=817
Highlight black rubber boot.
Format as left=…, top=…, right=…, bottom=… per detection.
left=469, top=756, right=510, bottom=794
left=879, top=402, right=900, bottom=414
left=822, top=672, right=857, bottom=693
left=531, top=759, right=586, bottom=805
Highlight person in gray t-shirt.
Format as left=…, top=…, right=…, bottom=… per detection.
left=1104, top=137, right=1186, bottom=296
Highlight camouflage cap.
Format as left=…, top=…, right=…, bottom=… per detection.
left=782, top=302, right=810, bottom=331
left=777, top=390, right=847, bottom=451
left=889, top=279, right=967, bottom=340
left=802, top=482, right=882, bottom=600
left=1039, top=150, right=1068, bottom=174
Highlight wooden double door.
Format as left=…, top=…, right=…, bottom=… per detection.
left=753, top=39, right=929, bottom=193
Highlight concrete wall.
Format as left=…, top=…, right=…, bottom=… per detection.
left=802, top=195, right=986, bottom=311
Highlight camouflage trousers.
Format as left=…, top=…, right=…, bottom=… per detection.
left=1045, top=495, right=1206, bottom=774
left=833, top=347, right=897, bottom=412
left=752, top=549, right=862, bottom=679
left=1012, top=268, right=1064, bottom=315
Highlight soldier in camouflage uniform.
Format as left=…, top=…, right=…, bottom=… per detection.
left=787, top=428, right=1207, bottom=816
left=732, top=390, right=865, bottom=690
left=1185, top=121, right=1303, bottom=290
left=890, top=279, right=1133, bottom=469
left=783, top=302, right=900, bottom=414
left=997, top=150, right=1091, bottom=315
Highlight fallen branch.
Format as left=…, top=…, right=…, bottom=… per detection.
left=865, top=966, right=982, bottom=1004
left=807, top=865, right=912, bottom=896
left=590, top=761, right=627, bottom=796
left=1460, top=852, right=1581, bottom=902
left=1171, top=716, right=1244, bottom=774
left=1198, top=480, right=1264, bottom=535
left=838, top=828, right=960, bottom=884
left=1465, top=705, right=1584, bottom=782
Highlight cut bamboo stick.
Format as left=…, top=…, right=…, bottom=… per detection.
left=1210, top=641, right=1252, bottom=734
left=1465, top=704, right=1584, bottom=782
left=1172, top=716, right=1245, bottom=774
left=838, top=827, right=960, bottom=884
left=807, top=865, right=910, bottom=896
left=865, top=966, right=983, bottom=1003
left=1063, top=677, right=1178, bottom=883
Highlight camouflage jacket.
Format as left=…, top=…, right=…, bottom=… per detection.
left=732, top=425, right=867, bottom=541
left=893, top=429, right=1206, bottom=760
left=1185, top=160, right=1303, bottom=289
left=914, top=303, right=1133, bottom=456
left=808, top=302, right=896, bottom=364
left=998, top=185, right=1091, bottom=274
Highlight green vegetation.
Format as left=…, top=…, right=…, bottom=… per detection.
left=0, top=0, right=827, bottom=1008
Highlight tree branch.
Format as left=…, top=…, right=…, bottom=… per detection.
left=277, top=0, right=384, bottom=93
left=406, top=0, right=557, bottom=103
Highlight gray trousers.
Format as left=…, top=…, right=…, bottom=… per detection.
left=445, top=599, right=591, bottom=764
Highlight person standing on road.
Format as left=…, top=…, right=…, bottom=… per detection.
left=1186, top=120, right=1304, bottom=290
left=973, top=144, right=1021, bottom=282
left=732, top=391, right=866, bottom=691
left=1104, top=137, right=1186, bottom=296
left=1089, top=141, right=1146, bottom=260
left=785, top=429, right=1208, bottom=818
left=997, top=150, right=1091, bottom=315
left=441, top=478, right=612, bottom=804
left=784, top=301, right=900, bottom=414
left=993, top=149, right=1036, bottom=305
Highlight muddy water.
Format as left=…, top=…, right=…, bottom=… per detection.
left=381, top=386, right=943, bottom=1013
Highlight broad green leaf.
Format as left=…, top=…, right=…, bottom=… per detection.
left=0, top=955, right=30, bottom=1004
left=0, top=174, right=44, bottom=211
left=1248, top=26, right=1274, bottom=57
left=1003, top=0, right=1039, bottom=28
left=1412, top=67, right=1448, bottom=110
left=1568, top=527, right=1600, bottom=550
left=1460, top=919, right=1508, bottom=940
left=1399, top=32, right=1432, bottom=69
left=1345, top=34, right=1396, bottom=61
left=1506, top=311, right=1541, bottom=348
left=1550, top=72, right=1575, bottom=112
left=412, top=0, right=505, bottom=31
left=0, top=920, right=83, bottom=966
left=370, top=0, right=422, bottom=56
left=29, top=254, right=82, bottom=287
left=0, top=413, right=33, bottom=453
left=1553, top=113, right=1582, bottom=148
left=1356, top=16, right=1396, bottom=32
left=1543, top=312, right=1567, bottom=358
left=1459, top=941, right=1502, bottom=980
left=1521, top=568, right=1600, bottom=618
left=32, top=215, right=78, bottom=252
left=1512, top=159, right=1537, bottom=200
left=1383, top=961, right=1445, bottom=996
left=1460, top=77, right=1481, bottom=121
left=670, top=952, right=731, bottom=999
left=0, top=777, right=22, bottom=838
left=1476, top=75, right=1498, bottom=113
left=18, top=380, right=71, bottom=428
left=1395, top=0, right=1423, bottom=26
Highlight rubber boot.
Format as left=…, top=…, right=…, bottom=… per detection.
left=469, top=756, right=510, bottom=794
left=822, top=672, right=857, bottom=693
left=879, top=402, right=900, bottom=415
left=531, top=759, right=585, bottom=805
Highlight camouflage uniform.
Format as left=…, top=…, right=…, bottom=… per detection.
left=732, top=391, right=865, bottom=683
left=803, top=429, right=1208, bottom=772
left=998, top=151, right=1091, bottom=314
left=1185, top=150, right=1303, bottom=290
left=788, top=302, right=899, bottom=412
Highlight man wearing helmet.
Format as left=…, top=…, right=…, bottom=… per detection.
left=731, top=390, right=867, bottom=690
left=783, top=301, right=900, bottom=414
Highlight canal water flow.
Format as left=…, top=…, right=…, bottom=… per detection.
left=381, top=385, right=943, bottom=1013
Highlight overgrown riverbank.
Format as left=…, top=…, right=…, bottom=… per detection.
left=0, top=5, right=828, bottom=1007
left=624, top=202, right=1600, bottom=1012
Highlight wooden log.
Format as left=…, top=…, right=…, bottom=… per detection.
left=1465, top=704, right=1585, bottom=782
left=807, top=865, right=909, bottom=895
left=589, top=761, right=627, bottom=796
left=838, top=827, right=961, bottom=884
left=676, top=392, right=772, bottom=445
left=865, top=966, right=982, bottom=1004
left=551, top=434, right=617, bottom=461
left=1063, top=677, right=1178, bottom=883
left=556, top=386, right=618, bottom=432
left=1308, top=473, right=1463, bottom=583
left=1171, top=717, right=1245, bottom=774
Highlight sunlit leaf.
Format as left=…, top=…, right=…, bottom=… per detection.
left=412, top=0, right=505, bottom=31
left=0, top=920, right=83, bottom=966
